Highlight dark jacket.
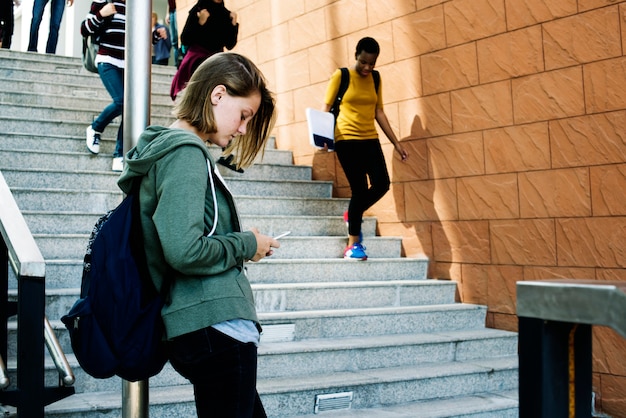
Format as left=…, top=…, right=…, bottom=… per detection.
left=180, top=0, right=238, bottom=53
left=152, top=23, right=172, bottom=62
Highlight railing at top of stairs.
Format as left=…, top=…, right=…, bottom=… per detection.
left=517, top=279, right=626, bottom=418
left=0, top=170, right=75, bottom=416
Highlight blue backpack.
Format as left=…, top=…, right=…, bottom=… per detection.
left=61, top=181, right=168, bottom=382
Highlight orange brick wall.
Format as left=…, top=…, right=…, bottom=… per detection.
left=177, top=0, right=626, bottom=414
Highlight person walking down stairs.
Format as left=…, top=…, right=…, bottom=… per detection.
left=322, top=36, right=409, bottom=261
left=81, top=0, right=125, bottom=172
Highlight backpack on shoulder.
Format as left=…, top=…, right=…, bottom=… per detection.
left=81, top=0, right=113, bottom=74
left=81, top=34, right=99, bottom=74
left=61, top=180, right=168, bottom=382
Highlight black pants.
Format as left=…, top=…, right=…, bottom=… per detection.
left=167, top=326, right=266, bottom=418
left=0, top=0, right=14, bottom=49
left=335, top=139, right=390, bottom=237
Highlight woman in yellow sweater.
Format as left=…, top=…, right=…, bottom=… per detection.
left=323, top=37, right=408, bottom=260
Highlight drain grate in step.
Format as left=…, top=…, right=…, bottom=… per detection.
left=314, top=392, right=353, bottom=414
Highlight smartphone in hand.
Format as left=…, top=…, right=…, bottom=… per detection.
left=274, top=231, right=291, bottom=240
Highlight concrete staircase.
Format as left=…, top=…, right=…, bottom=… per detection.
left=0, top=49, right=519, bottom=417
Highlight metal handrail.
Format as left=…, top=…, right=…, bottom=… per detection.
left=0, top=172, right=45, bottom=279
left=517, top=279, right=626, bottom=337
left=45, top=316, right=75, bottom=386
left=0, top=171, right=75, bottom=414
left=0, top=354, right=8, bottom=389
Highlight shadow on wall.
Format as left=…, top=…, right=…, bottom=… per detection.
left=389, top=114, right=453, bottom=287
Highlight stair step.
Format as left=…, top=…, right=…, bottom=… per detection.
left=0, top=115, right=175, bottom=137
left=0, top=49, right=173, bottom=75
left=0, top=94, right=173, bottom=119
left=2, top=169, right=332, bottom=197
left=31, top=234, right=402, bottom=260
left=11, top=188, right=349, bottom=215
left=40, top=357, right=518, bottom=417
left=6, top=303, right=484, bottom=358
left=257, top=329, right=518, bottom=377
left=2, top=168, right=333, bottom=196
left=0, top=78, right=173, bottom=104
left=0, top=132, right=123, bottom=155
left=258, top=304, right=488, bottom=339
left=291, top=390, right=519, bottom=418
left=21, top=211, right=374, bottom=236
left=7, top=299, right=490, bottom=368
left=249, top=258, right=429, bottom=282
left=0, top=149, right=305, bottom=180
left=6, top=330, right=516, bottom=396
left=10, top=280, right=456, bottom=319
left=0, top=135, right=289, bottom=165
left=10, top=257, right=428, bottom=290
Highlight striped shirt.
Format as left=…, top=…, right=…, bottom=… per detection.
left=81, top=0, right=126, bottom=69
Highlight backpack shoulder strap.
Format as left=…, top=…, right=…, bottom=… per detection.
left=337, top=67, right=350, bottom=102
left=372, top=70, right=380, bottom=95
left=330, top=67, right=350, bottom=119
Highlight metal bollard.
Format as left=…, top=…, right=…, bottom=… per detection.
left=121, top=0, right=153, bottom=416
left=122, top=380, right=149, bottom=418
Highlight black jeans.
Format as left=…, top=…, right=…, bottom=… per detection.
left=335, top=139, right=390, bottom=237
left=167, top=326, right=266, bottom=418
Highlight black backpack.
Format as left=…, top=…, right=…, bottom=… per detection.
left=329, top=67, right=380, bottom=122
left=61, top=181, right=168, bottom=382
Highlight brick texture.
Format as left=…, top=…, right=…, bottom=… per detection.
left=192, top=0, right=626, bottom=411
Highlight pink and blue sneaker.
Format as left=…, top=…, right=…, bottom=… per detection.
left=344, top=242, right=368, bottom=260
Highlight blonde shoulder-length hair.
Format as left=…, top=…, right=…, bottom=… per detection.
left=173, top=52, right=276, bottom=170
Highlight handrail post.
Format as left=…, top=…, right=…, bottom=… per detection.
left=518, top=317, right=591, bottom=417
left=517, top=280, right=626, bottom=418
left=122, top=1, right=153, bottom=417
left=16, top=273, right=46, bottom=416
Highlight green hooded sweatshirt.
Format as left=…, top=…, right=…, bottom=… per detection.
left=117, top=126, right=260, bottom=340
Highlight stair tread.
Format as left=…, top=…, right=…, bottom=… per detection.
left=17, top=329, right=515, bottom=371
left=259, top=302, right=485, bottom=320
left=44, top=358, right=517, bottom=414
left=259, top=328, right=517, bottom=354
left=291, top=390, right=519, bottom=418
left=261, top=356, right=517, bottom=392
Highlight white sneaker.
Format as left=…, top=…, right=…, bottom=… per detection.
left=111, top=157, right=123, bottom=172
left=86, top=126, right=101, bottom=154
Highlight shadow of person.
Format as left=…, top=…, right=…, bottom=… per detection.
left=383, top=114, right=456, bottom=296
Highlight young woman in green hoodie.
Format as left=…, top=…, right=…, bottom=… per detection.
left=118, top=52, right=276, bottom=417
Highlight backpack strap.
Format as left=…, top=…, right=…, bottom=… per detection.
left=330, top=68, right=380, bottom=120
left=372, top=70, right=380, bottom=95
left=330, top=67, right=350, bottom=120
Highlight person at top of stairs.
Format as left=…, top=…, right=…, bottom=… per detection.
left=81, top=0, right=125, bottom=172
left=170, top=0, right=239, bottom=100
left=322, top=36, right=409, bottom=261
left=117, top=52, right=277, bottom=417
left=27, top=0, right=74, bottom=54
left=0, top=0, right=19, bottom=49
